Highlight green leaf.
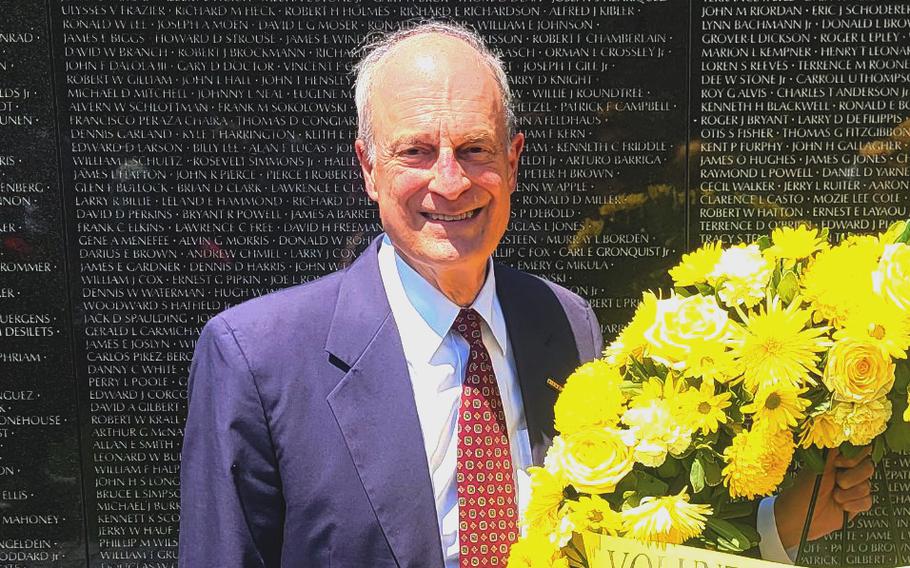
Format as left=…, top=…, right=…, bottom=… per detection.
left=657, top=457, right=681, bottom=479
left=894, top=359, right=910, bottom=392
left=756, top=235, right=772, bottom=250
left=895, top=220, right=910, bottom=244
left=872, top=436, right=887, bottom=464
left=715, top=500, right=756, bottom=520
left=705, top=518, right=759, bottom=552
left=777, top=271, right=799, bottom=305
left=690, top=458, right=706, bottom=494
left=702, top=456, right=723, bottom=487
left=839, top=442, right=862, bottom=459
left=885, top=415, right=910, bottom=453
left=634, top=471, right=669, bottom=497
left=695, top=283, right=714, bottom=296
left=796, top=446, right=826, bottom=474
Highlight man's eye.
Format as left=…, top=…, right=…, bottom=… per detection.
left=461, top=146, right=492, bottom=159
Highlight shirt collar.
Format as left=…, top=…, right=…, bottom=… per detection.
left=377, top=235, right=508, bottom=362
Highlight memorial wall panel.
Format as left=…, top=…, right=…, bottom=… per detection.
left=0, top=0, right=907, bottom=566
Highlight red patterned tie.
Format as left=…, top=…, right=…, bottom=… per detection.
left=452, top=308, right=518, bottom=567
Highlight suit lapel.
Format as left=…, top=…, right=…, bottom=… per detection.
left=495, top=265, right=581, bottom=466
left=325, top=240, right=445, bottom=568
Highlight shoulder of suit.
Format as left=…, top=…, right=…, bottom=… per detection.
left=493, top=262, right=592, bottom=314
left=208, top=266, right=347, bottom=335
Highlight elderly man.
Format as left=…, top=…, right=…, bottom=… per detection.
left=179, top=22, right=872, bottom=568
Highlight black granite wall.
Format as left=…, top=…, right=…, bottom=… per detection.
left=0, top=1, right=908, bottom=566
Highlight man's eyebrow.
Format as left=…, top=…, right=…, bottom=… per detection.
left=459, top=132, right=498, bottom=145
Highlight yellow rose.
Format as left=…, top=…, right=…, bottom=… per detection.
left=554, top=429, right=634, bottom=494
left=708, top=244, right=772, bottom=308
left=873, top=243, right=910, bottom=311
left=833, top=398, right=892, bottom=446
left=823, top=339, right=895, bottom=403
left=644, top=294, right=732, bottom=369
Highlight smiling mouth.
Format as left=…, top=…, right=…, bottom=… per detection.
left=423, top=208, right=481, bottom=222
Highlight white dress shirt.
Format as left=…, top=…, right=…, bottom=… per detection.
left=377, top=237, right=533, bottom=567
left=377, top=236, right=790, bottom=566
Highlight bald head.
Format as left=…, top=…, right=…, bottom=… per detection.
left=353, top=22, right=516, bottom=163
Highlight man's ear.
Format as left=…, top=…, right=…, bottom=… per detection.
left=507, top=132, right=525, bottom=193
left=355, top=139, right=379, bottom=202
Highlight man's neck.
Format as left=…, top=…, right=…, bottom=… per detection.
left=395, top=252, right=487, bottom=307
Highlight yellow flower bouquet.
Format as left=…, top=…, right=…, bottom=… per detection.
left=510, top=222, right=910, bottom=567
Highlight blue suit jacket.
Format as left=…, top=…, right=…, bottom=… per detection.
left=178, top=238, right=603, bottom=567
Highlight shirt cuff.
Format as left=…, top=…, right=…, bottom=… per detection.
left=758, top=496, right=796, bottom=564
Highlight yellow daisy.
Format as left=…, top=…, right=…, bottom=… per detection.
left=681, top=342, right=741, bottom=384
left=567, top=495, right=623, bottom=535
left=680, top=381, right=732, bottom=434
left=741, top=383, right=810, bottom=430
left=767, top=225, right=829, bottom=266
left=733, top=297, right=831, bottom=393
left=554, top=359, right=626, bottom=435
left=669, top=241, right=724, bottom=287
left=834, top=297, right=910, bottom=359
left=722, top=423, right=795, bottom=499
left=621, top=489, right=712, bottom=544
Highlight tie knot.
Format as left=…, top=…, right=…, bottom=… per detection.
left=452, top=308, right=483, bottom=343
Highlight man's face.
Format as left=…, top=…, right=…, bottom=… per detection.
left=356, top=35, right=524, bottom=280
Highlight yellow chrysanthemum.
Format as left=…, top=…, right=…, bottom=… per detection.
left=733, top=297, right=831, bottom=393
left=621, top=490, right=712, bottom=544
left=799, top=410, right=845, bottom=449
left=832, top=398, right=892, bottom=446
left=670, top=241, right=724, bottom=287
left=623, top=379, right=693, bottom=467
left=643, top=293, right=735, bottom=371
left=767, top=225, right=829, bottom=266
left=722, top=423, right=795, bottom=499
left=567, top=495, right=623, bottom=535
left=823, top=339, right=895, bottom=403
left=522, top=467, right=566, bottom=535
left=507, top=531, right=568, bottom=568
left=551, top=429, right=634, bottom=494
left=708, top=244, right=772, bottom=308
left=554, top=359, right=626, bottom=435
left=834, top=297, right=910, bottom=359
left=680, top=381, right=732, bottom=434
left=802, top=240, right=881, bottom=326
left=604, top=292, right=658, bottom=367
left=873, top=243, right=910, bottom=312
left=741, top=383, right=810, bottom=431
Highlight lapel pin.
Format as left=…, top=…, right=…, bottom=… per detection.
left=546, top=379, right=564, bottom=393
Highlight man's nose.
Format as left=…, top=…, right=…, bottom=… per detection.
left=427, top=148, right=470, bottom=199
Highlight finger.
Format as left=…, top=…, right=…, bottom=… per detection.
left=834, top=446, right=872, bottom=468
left=835, top=458, right=875, bottom=489
left=833, top=481, right=871, bottom=505
left=840, top=495, right=874, bottom=514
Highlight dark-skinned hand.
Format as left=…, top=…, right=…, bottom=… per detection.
left=774, top=447, right=875, bottom=550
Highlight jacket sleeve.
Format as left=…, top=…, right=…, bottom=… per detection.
left=584, top=301, right=604, bottom=357
left=179, top=315, right=284, bottom=568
